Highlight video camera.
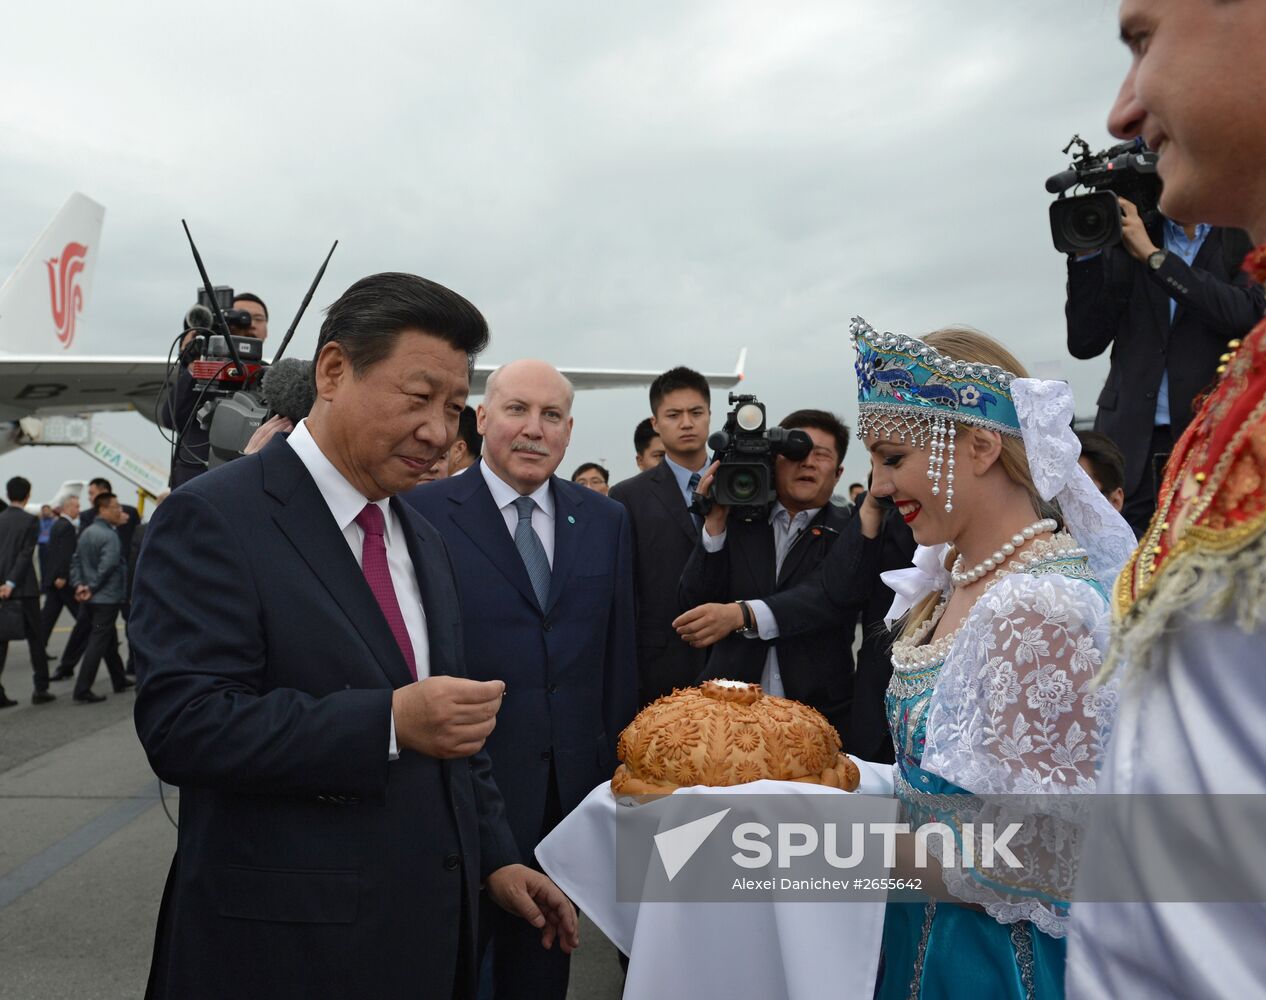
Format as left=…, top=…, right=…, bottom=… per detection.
left=691, top=393, right=812, bottom=523
left=168, top=223, right=336, bottom=468
left=1046, top=135, right=1161, bottom=254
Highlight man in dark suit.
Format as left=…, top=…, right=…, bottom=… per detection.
left=608, top=367, right=713, bottom=705
left=1067, top=199, right=1263, bottom=534
left=405, top=359, right=636, bottom=1000
left=40, top=494, right=81, bottom=661
left=675, top=410, right=857, bottom=739
left=131, top=273, right=577, bottom=1000
left=0, top=477, right=54, bottom=707
left=849, top=503, right=915, bottom=764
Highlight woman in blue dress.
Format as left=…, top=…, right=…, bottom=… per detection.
left=849, top=320, right=1136, bottom=1000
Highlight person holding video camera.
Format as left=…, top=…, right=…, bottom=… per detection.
left=674, top=409, right=860, bottom=740
left=1065, top=200, right=1261, bottom=534
left=161, top=291, right=269, bottom=487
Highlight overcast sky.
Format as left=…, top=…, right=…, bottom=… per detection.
left=0, top=0, right=1130, bottom=506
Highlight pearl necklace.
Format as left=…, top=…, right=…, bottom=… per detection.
left=950, top=518, right=1058, bottom=586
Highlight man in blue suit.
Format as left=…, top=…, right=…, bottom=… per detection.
left=405, top=358, right=637, bottom=1000
left=131, top=274, right=577, bottom=1000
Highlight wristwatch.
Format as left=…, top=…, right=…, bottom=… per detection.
left=1147, top=249, right=1168, bottom=271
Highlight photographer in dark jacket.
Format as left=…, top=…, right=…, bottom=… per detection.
left=675, top=410, right=859, bottom=741
left=160, top=292, right=269, bottom=487
left=1066, top=198, right=1263, bottom=534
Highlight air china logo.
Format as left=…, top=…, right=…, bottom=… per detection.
left=45, top=241, right=89, bottom=349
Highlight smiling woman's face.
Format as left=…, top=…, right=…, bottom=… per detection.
left=866, top=433, right=956, bottom=546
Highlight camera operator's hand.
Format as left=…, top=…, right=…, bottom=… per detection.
left=243, top=415, right=294, bottom=456
left=696, top=460, right=729, bottom=537
left=391, top=675, right=505, bottom=759
left=672, top=602, right=745, bottom=648
left=1119, top=197, right=1159, bottom=262
left=858, top=490, right=884, bottom=540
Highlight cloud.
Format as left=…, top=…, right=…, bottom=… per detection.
left=0, top=0, right=1126, bottom=497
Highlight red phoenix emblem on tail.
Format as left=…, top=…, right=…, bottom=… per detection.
left=45, top=242, right=89, bottom=349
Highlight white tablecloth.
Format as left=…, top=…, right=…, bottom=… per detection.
left=535, top=758, right=897, bottom=1000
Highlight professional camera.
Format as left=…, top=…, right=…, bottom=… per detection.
left=184, top=285, right=254, bottom=336
left=692, top=393, right=812, bottom=523
left=1046, top=135, right=1161, bottom=254
left=165, top=223, right=335, bottom=469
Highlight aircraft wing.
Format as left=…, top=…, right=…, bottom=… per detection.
left=0, top=355, right=170, bottom=423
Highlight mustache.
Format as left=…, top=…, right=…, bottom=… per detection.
left=511, top=440, right=551, bottom=456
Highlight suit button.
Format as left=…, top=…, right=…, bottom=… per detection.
left=1145, top=391, right=1157, bottom=400
left=547, top=684, right=558, bottom=694
left=540, top=750, right=553, bottom=762
left=443, top=854, right=460, bottom=871
left=542, top=620, right=552, bottom=631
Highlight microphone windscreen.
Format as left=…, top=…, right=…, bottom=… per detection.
left=261, top=358, right=317, bottom=423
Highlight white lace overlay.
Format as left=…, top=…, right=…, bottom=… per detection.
left=919, top=572, right=1118, bottom=936
left=1011, top=378, right=1138, bottom=592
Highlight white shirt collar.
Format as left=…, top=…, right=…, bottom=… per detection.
left=287, top=419, right=393, bottom=542
left=479, top=459, right=554, bottom=518
left=768, top=501, right=823, bottom=526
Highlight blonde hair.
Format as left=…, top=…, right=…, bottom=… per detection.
left=896, top=326, right=1045, bottom=640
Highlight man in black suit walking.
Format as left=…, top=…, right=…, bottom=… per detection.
left=0, top=477, right=54, bottom=706
left=675, top=410, right=857, bottom=739
left=40, top=494, right=81, bottom=662
left=608, top=367, right=713, bottom=705
left=131, top=273, right=577, bottom=1000
left=405, top=359, right=636, bottom=1000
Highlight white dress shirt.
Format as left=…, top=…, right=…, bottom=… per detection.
left=286, top=420, right=430, bottom=758
left=479, top=460, right=556, bottom=566
left=700, top=502, right=821, bottom=696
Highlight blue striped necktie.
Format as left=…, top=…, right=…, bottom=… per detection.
left=512, top=496, right=551, bottom=608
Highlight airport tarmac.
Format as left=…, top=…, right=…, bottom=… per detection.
left=0, top=633, right=624, bottom=999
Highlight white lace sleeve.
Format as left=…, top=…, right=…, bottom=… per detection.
left=917, top=573, right=1120, bottom=936
left=1011, top=378, right=1138, bottom=591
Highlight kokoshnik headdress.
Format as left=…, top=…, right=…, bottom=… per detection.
left=850, top=316, right=1021, bottom=513
left=852, top=315, right=1137, bottom=596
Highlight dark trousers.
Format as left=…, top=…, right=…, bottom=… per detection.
left=73, top=603, right=126, bottom=698
left=58, top=603, right=93, bottom=672
left=0, top=596, right=51, bottom=695
left=40, top=586, right=80, bottom=647
left=476, top=764, right=569, bottom=1000
left=1122, top=424, right=1173, bottom=538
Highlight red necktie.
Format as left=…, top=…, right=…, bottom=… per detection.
left=355, top=503, right=418, bottom=680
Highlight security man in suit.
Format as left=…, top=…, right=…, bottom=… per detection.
left=1067, top=197, right=1264, bottom=534
left=405, top=359, right=636, bottom=1000
left=608, top=367, right=713, bottom=705
left=131, top=273, right=577, bottom=1000
left=0, top=476, right=54, bottom=706
left=675, top=410, right=857, bottom=740
left=40, top=494, right=81, bottom=661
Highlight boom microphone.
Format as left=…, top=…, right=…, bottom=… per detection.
left=261, top=358, right=316, bottom=423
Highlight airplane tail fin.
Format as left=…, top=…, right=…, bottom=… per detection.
left=0, top=193, right=105, bottom=356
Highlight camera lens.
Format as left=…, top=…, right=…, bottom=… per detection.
left=1072, top=205, right=1108, bottom=242
left=728, top=469, right=759, bottom=503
